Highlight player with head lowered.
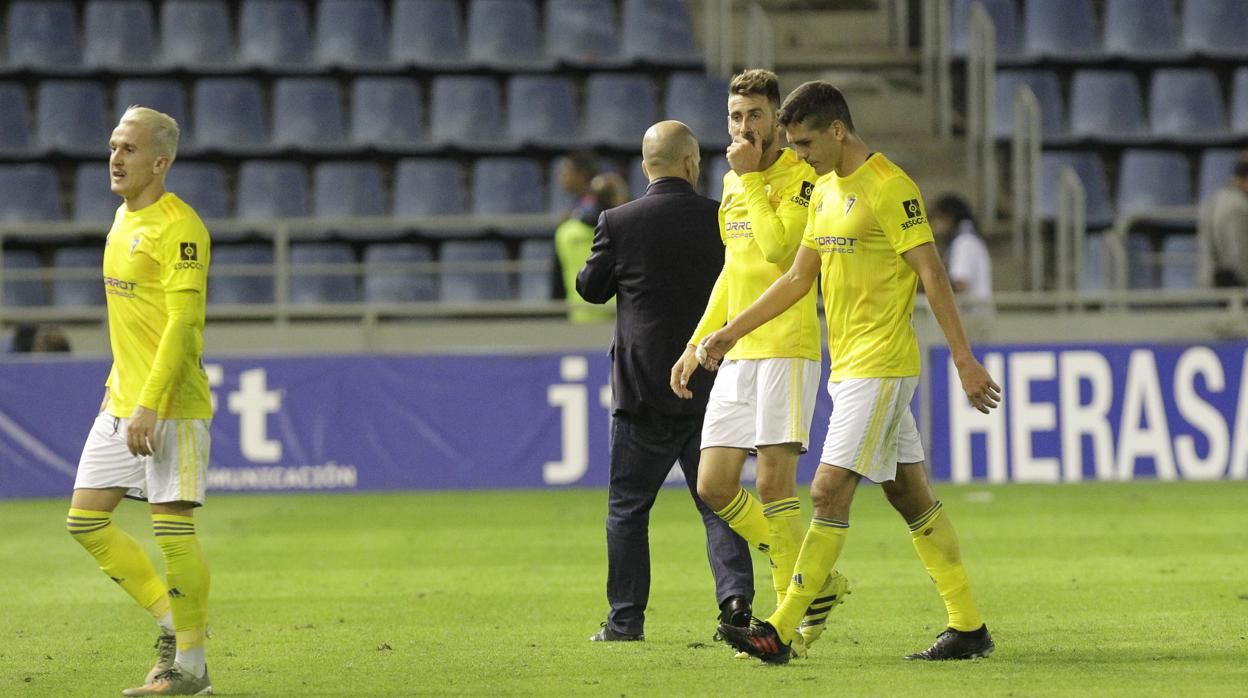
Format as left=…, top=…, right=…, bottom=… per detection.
left=66, top=106, right=214, bottom=695
left=702, top=81, right=1001, bottom=664
left=670, top=69, right=848, bottom=651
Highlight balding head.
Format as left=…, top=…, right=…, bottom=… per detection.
left=641, top=120, right=701, bottom=185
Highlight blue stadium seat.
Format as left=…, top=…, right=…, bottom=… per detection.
left=439, top=241, right=513, bottom=302
left=994, top=70, right=1064, bottom=140
left=0, top=165, right=64, bottom=222
left=392, top=0, right=465, bottom=67
left=1160, top=235, right=1199, bottom=290
left=351, top=78, right=425, bottom=149
left=467, top=0, right=547, bottom=68
left=394, top=159, right=468, bottom=218
left=115, top=80, right=188, bottom=130
left=1149, top=69, right=1226, bottom=141
left=950, top=0, right=1022, bottom=58
left=1127, top=233, right=1155, bottom=289
left=1116, top=149, right=1192, bottom=219
left=363, top=243, right=437, bottom=302
left=1232, top=68, right=1248, bottom=135
left=429, top=76, right=504, bottom=148
left=209, top=244, right=275, bottom=304
left=192, top=79, right=269, bottom=152
left=73, top=162, right=120, bottom=223
left=1038, top=152, right=1113, bottom=228
left=313, top=162, right=386, bottom=221
left=518, top=239, right=554, bottom=301
left=506, top=76, right=579, bottom=147
left=628, top=157, right=648, bottom=200
left=584, top=74, right=658, bottom=149
left=165, top=163, right=230, bottom=220
left=472, top=158, right=545, bottom=216
left=1198, top=149, right=1242, bottom=203
left=239, top=0, right=312, bottom=67
left=6, top=1, right=80, bottom=68
left=160, top=0, right=232, bottom=67
left=705, top=155, right=731, bottom=201
left=1022, top=0, right=1100, bottom=59
left=3, top=250, right=48, bottom=308
left=546, top=0, right=620, bottom=66
left=37, top=81, right=109, bottom=156
left=237, top=161, right=310, bottom=220
left=1182, top=0, right=1248, bottom=58
left=665, top=73, right=731, bottom=148
left=547, top=159, right=576, bottom=214
left=52, top=247, right=104, bottom=307
left=1068, top=70, right=1145, bottom=141
left=272, top=78, right=347, bottom=150
left=0, top=84, right=33, bottom=155
left=84, top=1, right=156, bottom=68
left=315, top=0, right=387, bottom=67
left=621, top=0, right=700, bottom=65
left=289, top=243, right=359, bottom=304
left=1103, top=0, right=1182, bottom=59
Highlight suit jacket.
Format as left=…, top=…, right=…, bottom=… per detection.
left=577, top=177, right=723, bottom=418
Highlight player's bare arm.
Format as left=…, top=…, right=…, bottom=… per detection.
left=699, top=244, right=821, bottom=369
left=901, top=242, right=1001, bottom=413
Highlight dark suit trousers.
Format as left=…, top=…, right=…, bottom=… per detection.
left=605, top=411, right=754, bottom=635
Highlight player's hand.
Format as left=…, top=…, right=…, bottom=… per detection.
left=670, top=344, right=700, bottom=399
left=955, top=357, right=1001, bottom=414
left=726, top=133, right=763, bottom=175
left=127, top=406, right=158, bottom=457
left=698, top=329, right=739, bottom=371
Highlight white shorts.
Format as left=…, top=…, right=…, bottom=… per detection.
left=702, top=358, right=821, bottom=451
left=820, top=376, right=924, bottom=483
left=74, top=413, right=212, bottom=505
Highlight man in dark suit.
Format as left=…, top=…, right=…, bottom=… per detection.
left=578, top=120, right=754, bottom=642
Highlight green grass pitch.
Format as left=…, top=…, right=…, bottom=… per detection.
left=2, top=482, right=1246, bottom=696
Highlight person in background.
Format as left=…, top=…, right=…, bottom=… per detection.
left=1205, top=155, right=1248, bottom=287
left=556, top=162, right=623, bottom=323
left=929, top=194, right=992, bottom=308
left=32, top=326, right=72, bottom=353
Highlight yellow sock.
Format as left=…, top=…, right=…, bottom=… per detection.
left=67, top=508, right=169, bottom=612
left=909, top=502, right=983, bottom=632
left=767, top=517, right=848, bottom=643
left=153, top=515, right=210, bottom=654
left=762, top=497, right=804, bottom=606
left=714, top=488, right=771, bottom=554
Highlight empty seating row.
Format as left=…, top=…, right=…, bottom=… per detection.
left=2, top=0, right=698, bottom=72
left=1038, top=148, right=1243, bottom=228
left=1083, top=233, right=1201, bottom=291
left=954, top=0, right=1248, bottom=61
left=2, top=240, right=555, bottom=306
left=995, top=67, right=1248, bottom=143
left=0, top=72, right=730, bottom=156
left=0, top=155, right=732, bottom=227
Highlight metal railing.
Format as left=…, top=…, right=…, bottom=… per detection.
left=924, top=0, right=953, bottom=138
left=964, top=1, right=997, bottom=233
left=703, top=0, right=773, bottom=77
left=743, top=3, right=774, bottom=72
left=1054, top=166, right=1086, bottom=292
left=1105, top=206, right=1200, bottom=291
left=1010, top=84, right=1041, bottom=290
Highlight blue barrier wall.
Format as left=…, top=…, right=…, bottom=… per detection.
left=3, top=341, right=1244, bottom=499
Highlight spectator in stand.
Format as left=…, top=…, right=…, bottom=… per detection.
left=556, top=158, right=626, bottom=323
left=32, top=327, right=72, bottom=353
left=1205, top=155, right=1248, bottom=288
left=930, top=194, right=993, bottom=315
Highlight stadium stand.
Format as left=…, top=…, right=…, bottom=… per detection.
left=439, top=240, right=513, bottom=302
left=238, top=0, right=313, bottom=68
left=160, top=0, right=233, bottom=68
left=84, top=1, right=157, bottom=69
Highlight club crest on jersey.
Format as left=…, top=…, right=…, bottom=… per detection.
left=844, top=194, right=858, bottom=216
left=130, top=235, right=141, bottom=257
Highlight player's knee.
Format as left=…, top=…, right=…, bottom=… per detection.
left=696, top=478, right=735, bottom=512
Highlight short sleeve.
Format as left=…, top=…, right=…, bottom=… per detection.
left=158, top=218, right=210, bottom=293
left=800, top=186, right=822, bottom=251
left=873, top=176, right=935, bottom=255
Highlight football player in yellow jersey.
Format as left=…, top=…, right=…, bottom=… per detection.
left=668, top=69, right=847, bottom=649
left=703, top=82, right=1001, bottom=664
left=66, top=107, right=214, bottom=696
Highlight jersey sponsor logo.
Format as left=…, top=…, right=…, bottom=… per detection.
left=104, top=276, right=137, bottom=292
left=180, top=242, right=198, bottom=261
left=725, top=220, right=754, bottom=238
left=900, top=199, right=927, bottom=230
left=844, top=193, right=858, bottom=216
left=813, top=235, right=857, bottom=254
left=799, top=181, right=814, bottom=201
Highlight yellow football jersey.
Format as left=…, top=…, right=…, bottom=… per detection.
left=103, top=192, right=213, bottom=419
left=801, top=153, right=934, bottom=380
left=690, top=148, right=821, bottom=361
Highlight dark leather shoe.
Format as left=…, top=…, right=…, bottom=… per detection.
left=589, top=622, right=644, bottom=642
left=718, top=595, right=752, bottom=628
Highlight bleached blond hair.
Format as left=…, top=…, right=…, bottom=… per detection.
left=119, top=106, right=180, bottom=161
